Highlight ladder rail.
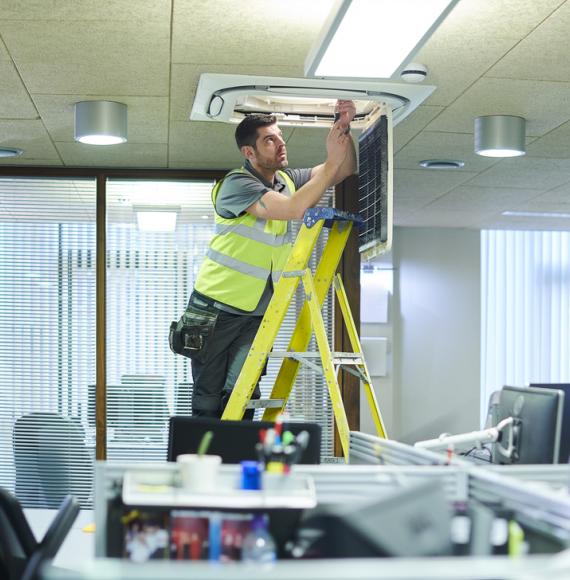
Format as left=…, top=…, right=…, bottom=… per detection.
left=262, top=220, right=352, bottom=421
left=221, top=220, right=324, bottom=420
left=334, top=274, right=388, bottom=439
left=301, top=269, right=351, bottom=458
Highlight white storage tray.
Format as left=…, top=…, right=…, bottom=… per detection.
left=122, top=467, right=316, bottom=509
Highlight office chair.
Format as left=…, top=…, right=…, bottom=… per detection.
left=0, top=487, right=79, bottom=580
left=13, top=413, right=93, bottom=508
left=167, top=415, right=322, bottom=464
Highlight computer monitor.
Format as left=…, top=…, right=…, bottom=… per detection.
left=167, top=416, right=322, bottom=464
left=492, top=385, right=564, bottom=465
left=530, top=383, right=570, bottom=463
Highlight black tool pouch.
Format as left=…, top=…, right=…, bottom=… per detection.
left=169, top=294, right=219, bottom=362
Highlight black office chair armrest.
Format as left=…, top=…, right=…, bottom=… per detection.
left=39, top=495, right=80, bottom=559
left=20, top=495, right=80, bottom=580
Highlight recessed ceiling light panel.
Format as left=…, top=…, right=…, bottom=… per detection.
left=305, top=0, right=460, bottom=79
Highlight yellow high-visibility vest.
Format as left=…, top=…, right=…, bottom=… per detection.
left=194, top=168, right=296, bottom=311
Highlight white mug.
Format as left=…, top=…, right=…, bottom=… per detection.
left=177, top=453, right=221, bottom=492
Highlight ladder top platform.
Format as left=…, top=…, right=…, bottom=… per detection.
left=303, top=207, right=363, bottom=229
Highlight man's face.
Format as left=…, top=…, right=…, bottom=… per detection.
left=248, top=124, right=288, bottom=171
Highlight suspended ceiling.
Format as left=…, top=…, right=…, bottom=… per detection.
left=1, top=0, right=570, bottom=231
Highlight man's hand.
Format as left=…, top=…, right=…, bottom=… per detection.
left=326, top=122, right=350, bottom=168
left=335, top=99, right=356, bottom=131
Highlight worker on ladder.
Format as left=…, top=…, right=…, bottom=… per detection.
left=179, top=100, right=356, bottom=419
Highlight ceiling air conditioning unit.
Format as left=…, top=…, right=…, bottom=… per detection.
left=190, top=74, right=435, bottom=129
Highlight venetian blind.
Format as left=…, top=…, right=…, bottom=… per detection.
left=0, top=177, right=96, bottom=508
left=481, top=229, right=570, bottom=424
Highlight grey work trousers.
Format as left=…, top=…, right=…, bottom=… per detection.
left=191, top=310, right=263, bottom=420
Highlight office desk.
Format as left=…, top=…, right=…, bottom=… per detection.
left=42, top=554, right=566, bottom=580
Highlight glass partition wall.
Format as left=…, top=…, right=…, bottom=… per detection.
left=0, top=173, right=335, bottom=507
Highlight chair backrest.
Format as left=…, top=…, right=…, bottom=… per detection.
left=13, top=413, right=93, bottom=508
left=167, top=416, right=321, bottom=464
left=0, top=488, right=79, bottom=580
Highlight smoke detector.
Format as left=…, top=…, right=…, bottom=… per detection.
left=400, top=63, right=428, bottom=83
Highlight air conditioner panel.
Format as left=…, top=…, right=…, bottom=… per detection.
left=190, top=74, right=435, bottom=128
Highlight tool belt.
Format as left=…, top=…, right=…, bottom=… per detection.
left=169, top=292, right=219, bottom=362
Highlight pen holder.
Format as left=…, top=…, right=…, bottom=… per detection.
left=177, top=454, right=221, bottom=492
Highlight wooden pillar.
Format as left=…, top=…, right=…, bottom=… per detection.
left=334, top=174, right=361, bottom=455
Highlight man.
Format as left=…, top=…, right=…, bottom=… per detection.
left=186, top=100, right=357, bottom=418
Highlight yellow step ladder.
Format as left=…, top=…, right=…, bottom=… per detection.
left=221, top=207, right=387, bottom=458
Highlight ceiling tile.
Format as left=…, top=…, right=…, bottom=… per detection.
left=425, top=185, right=542, bottom=211
left=0, top=37, right=11, bottom=62
left=0, top=119, right=60, bottom=160
left=55, top=142, right=167, bottom=167
left=428, top=0, right=566, bottom=41
left=414, top=0, right=566, bottom=105
left=393, top=106, right=444, bottom=153
left=521, top=183, right=570, bottom=204
left=418, top=35, right=519, bottom=107
left=426, top=77, right=570, bottom=137
left=0, top=0, right=171, bottom=21
left=168, top=121, right=240, bottom=169
left=0, top=62, right=38, bottom=119
left=0, top=157, right=63, bottom=166
left=486, top=1, right=570, bottom=82
left=34, top=95, right=168, bottom=143
left=469, top=157, right=570, bottom=190
left=395, top=131, right=499, bottom=173
left=396, top=209, right=487, bottom=229
left=171, top=0, right=334, bottom=66
left=0, top=20, right=170, bottom=95
left=393, top=168, right=478, bottom=212
left=526, top=120, right=570, bottom=158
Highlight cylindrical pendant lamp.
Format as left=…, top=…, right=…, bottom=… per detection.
left=74, top=100, right=127, bottom=145
left=474, top=115, right=525, bottom=157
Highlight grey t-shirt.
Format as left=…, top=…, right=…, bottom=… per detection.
left=213, top=160, right=312, bottom=315
left=215, top=160, right=312, bottom=218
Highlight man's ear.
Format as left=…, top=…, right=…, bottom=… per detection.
left=241, top=145, right=255, bottom=161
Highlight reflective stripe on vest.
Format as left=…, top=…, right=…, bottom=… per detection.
left=194, top=168, right=296, bottom=311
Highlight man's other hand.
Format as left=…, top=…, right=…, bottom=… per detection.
left=335, top=99, right=356, bottom=130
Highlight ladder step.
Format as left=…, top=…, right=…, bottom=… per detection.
left=268, top=351, right=364, bottom=364
left=245, top=398, right=285, bottom=409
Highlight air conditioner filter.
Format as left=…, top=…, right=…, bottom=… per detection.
left=358, top=104, right=393, bottom=260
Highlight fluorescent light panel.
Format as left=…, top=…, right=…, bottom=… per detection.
left=305, top=0, right=459, bottom=79
left=502, top=211, right=570, bottom=219
left=135, top=206, right=180, bottom=232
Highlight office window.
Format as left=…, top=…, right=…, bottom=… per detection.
left=481, top=230, right=570, bottom=424
left=105, top=180, right=335, bottom=462
left=0, top=177, right=96, bottom=508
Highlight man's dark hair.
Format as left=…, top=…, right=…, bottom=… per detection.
left=235, top=114, right=277, bottom=149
